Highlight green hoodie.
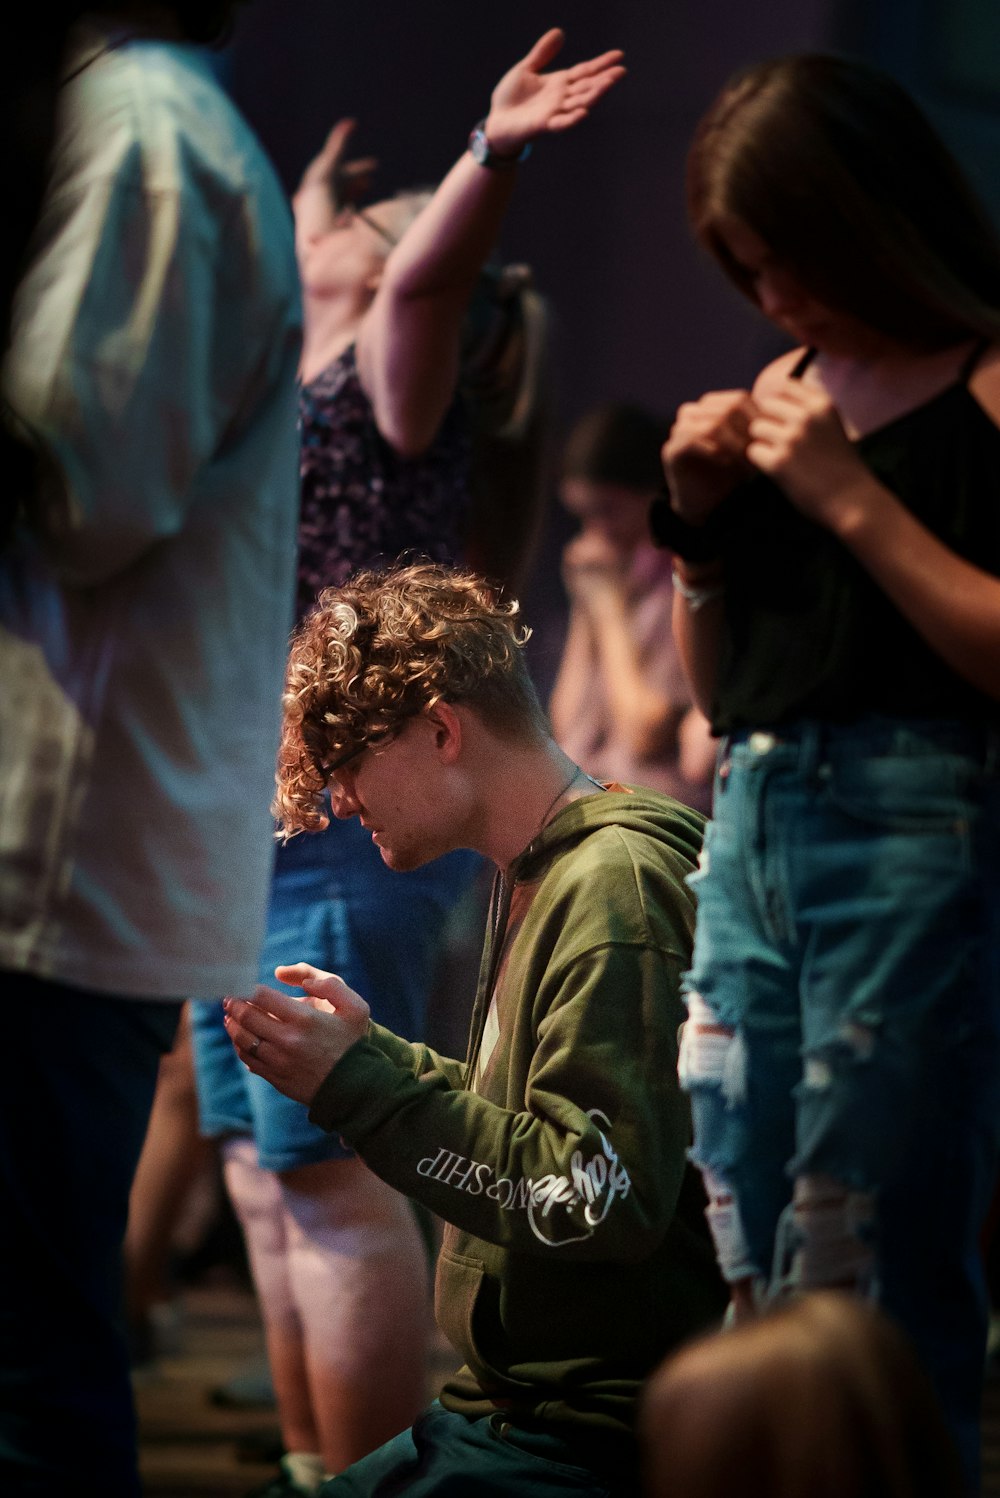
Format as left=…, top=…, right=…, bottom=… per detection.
left=309, top=786, right=725, bottom=1460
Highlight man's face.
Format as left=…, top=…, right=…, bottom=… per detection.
left=326, top=715, right=457, bottom=871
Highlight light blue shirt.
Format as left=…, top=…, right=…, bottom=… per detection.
left=0, top=25, right=302, bottom=997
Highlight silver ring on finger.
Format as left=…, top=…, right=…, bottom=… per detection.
left=249, top=1035, right=261, bottom=1058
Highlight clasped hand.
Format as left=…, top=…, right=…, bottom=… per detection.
left=665, top=379, right=876, bottom=534
left=562, top=530, right=629, bottom=607
left=224, top=963, right=371, bottom=1106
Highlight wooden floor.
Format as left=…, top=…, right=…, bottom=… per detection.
left=135, top=1283, right=1000, bottom=1497
left=134, top=1282, right=456, bottom=1497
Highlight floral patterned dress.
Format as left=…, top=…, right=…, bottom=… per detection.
left=296, top=343, right=472, bottom=618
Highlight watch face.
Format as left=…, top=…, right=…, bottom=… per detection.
left=469, top=128, right=490, bottom=166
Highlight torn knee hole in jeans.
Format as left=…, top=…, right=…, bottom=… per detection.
left=702, top=1167, right=758, bottom=1283
left=781, top=1174, right=876, bottom=1292
left=679, top=992, right=747, bottom=1106
left=802, top=1020, right=878, bottom=1092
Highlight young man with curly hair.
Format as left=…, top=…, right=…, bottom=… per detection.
left=224, top=561, right=725, bottom=1497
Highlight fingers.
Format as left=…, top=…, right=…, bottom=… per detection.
left=667, top=391, right=757, bottom=464
left=222, top=988, right=290, bottom=1069
left=280, top=966, right=370, bottom=1024
left=223, top=985, right=294, bottom=1035
left=273, top=961, right=341, bottom=995
left=567, top=49, right=626, bottom=80
left=522, top=27, right=566, bottom=71
left=324, top=118, right=356, bottom=153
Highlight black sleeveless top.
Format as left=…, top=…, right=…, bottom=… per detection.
left=711, top=345, right=1000, bottom=732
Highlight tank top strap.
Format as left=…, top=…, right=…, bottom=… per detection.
left=789, top=347, right=817, bottom=380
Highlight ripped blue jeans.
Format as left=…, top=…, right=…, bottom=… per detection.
left=680, top=717, right=1000, bottom=1486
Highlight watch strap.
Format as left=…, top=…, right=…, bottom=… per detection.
left=468, top=119, right=532, bottom=170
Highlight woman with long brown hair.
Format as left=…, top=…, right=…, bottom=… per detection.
left=656, top=53, right=1000, bottom=1490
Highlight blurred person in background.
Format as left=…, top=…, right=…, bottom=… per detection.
left=550, top=404, right=716, bottom=814
left=0, top=2, right=301, bottom=1492
left=640, top=1292, right=963, bottom=1498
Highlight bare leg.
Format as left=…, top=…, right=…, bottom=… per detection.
left=223, top=1140, right=431, bottom=1476
left=125, top=1006, right=215, bottom=1332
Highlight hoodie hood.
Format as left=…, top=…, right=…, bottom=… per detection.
left=512, top=784, right=706, bottom=886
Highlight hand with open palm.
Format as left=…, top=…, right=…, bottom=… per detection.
left=484, top=28, right=625, bottom=158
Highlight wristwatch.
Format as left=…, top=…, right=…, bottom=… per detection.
left=468, top=119, right=532, bottom=170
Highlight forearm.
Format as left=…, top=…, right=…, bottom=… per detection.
left=292, top=182, right=335, bottom=260
left=549, top=607, right=596, bottom=745
left=832, top=476, right=1000, bottom=699
left=379, top=152, right=516, bottom=305
left=357, top=151, right=517, bottom=455
left=308, top=953, right=691, bottom=1262
left=671, top=561, right=725, bottom=720
left=586, top=592, right=681, bottom=758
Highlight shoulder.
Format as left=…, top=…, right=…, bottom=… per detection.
left=968, top=342, right=1000, bottom=428
left=750, top=346, right=810, bottom=402
left=538, top=802, right=701, bottom=947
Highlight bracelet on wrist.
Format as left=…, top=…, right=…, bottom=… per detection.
left=672, top=567, right=725, bottom=612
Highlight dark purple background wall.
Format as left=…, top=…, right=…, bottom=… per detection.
left=228, top=0, right=844, bottom=421
left=224, top=0, right=1000, bottom=687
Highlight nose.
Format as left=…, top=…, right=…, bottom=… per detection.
left=756, top=269, right=803, bottom=321
left=328, top=774, right=360, bottom=820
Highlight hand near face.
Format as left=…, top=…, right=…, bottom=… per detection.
left=484, top=28, right=625, bottom=157
left=748, top=380, right=877, bottom=532
left=662, top=390, right=757, bottom=524
left=292, top=119, right=379, bottom=255
left=295, top=118, right=378, bottom=209
left=562, top=529, right=629, bottom=607
left=224, top=963, right=371, bottom=1106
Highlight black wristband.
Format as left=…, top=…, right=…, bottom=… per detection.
left=648, top=487, right=729, bottom=562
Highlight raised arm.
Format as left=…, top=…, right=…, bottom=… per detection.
left=356, top=28, right=624, bottom=457
left=291, top=118, right=377, bottom=262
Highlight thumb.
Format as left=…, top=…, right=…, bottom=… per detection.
left=521, top=27, right=565, bottom=73
left=273, top=964, right=369, bottom=1020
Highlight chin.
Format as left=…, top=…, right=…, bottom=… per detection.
left=378, top=845, right=427, bottom=873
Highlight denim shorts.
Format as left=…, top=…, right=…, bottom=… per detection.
left=680, top=715, right=1000, bottom=1480
left=191, top=813, right=480, bottom=1171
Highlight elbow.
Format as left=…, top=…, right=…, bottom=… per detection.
left=371, top=403, right=439, bottom=460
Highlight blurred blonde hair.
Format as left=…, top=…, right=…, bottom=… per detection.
left=640, top=1293, right=962, bottom=1498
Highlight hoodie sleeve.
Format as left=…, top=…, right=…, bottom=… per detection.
left=308, top=939, right=691, bottom=1263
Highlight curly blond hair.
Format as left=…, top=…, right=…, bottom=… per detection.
left=274, top=561, right=547, bottom=836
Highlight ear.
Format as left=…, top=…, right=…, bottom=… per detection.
left=424, top=701, right=462, bottom=765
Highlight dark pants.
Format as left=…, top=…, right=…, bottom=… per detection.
left=0, top=972, right=180, bottom=1496
left=323, top=1402, right=634, bottom=1497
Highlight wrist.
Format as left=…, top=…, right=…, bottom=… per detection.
left=672, top=564, right=725, bottom=612
left=470, top=117, right=532, bottom=168
left=673, top=556, right=724, bottom=586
